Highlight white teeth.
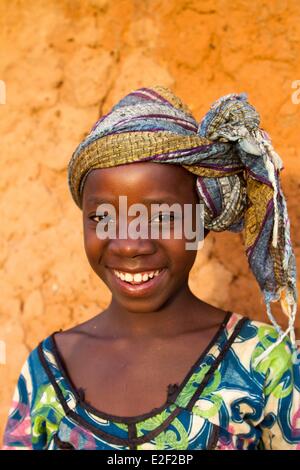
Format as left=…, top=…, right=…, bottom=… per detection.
left=113, top=269, right=163, bottom=284
left=133, top=273, right=142, bottom=282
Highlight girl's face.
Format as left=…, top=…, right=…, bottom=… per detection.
left=82, top=162, right=209, bottom=313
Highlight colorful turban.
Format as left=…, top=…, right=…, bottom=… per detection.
left=68, top=85, right=298, bottom=364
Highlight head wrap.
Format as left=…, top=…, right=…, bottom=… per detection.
left=68, top=85, right=298, bottom=365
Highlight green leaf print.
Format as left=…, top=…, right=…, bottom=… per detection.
left=176, top=366, right=221, bottom=408
left=136, top=409, right=173, bottom=437
left=192, top=393, right=223, bottom=419
left=31, top=383, right=65, bottom=445
left=253, top=325, right=293, bottom=399
left=176, top=365, right=211, bottom=408
left=114, top=422, right=128, bottom=431
left=153, top=417, right=189, bottom=450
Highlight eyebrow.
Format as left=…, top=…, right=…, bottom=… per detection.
left=86, top=196, right=113, bottom=204
left=141, top=196, right=181, bottom=204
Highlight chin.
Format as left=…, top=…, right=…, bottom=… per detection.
left=113, top=296, right=167, bottom=314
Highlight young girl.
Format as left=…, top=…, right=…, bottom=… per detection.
left=3, top=86, right=300, bottom=450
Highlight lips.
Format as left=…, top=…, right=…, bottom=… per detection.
left=107, top=267, right=168, bottom=297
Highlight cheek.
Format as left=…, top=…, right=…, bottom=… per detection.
left=83, top=225, right=105, bottom=267
left=166, top=237, right=197, bottom=273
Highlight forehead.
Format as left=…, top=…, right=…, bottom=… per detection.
left=82, top=162, right=197, bottom=203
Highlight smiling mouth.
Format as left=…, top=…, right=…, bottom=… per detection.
left=108, top=267, right=167, bottom=295
left=112, top=268, right=164, bottom=285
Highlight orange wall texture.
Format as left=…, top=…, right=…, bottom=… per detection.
left=0, top=0, right=300, bottom=442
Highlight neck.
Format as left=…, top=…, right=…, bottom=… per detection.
left=97, top=283, right=206, bottom=339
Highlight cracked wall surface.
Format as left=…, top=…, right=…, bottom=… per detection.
left=0, top=0, right=300, bottom=443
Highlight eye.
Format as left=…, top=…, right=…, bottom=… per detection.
left=150, top=212, right=176, bottom=223
left=88, top=213, right=114, bottom=224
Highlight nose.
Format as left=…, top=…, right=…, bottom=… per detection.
left=108, top=236, right=156, bottom=258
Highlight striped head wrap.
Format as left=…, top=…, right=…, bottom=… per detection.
left=68, top=86, right=298, bottom=365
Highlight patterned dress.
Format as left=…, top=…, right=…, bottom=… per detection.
left=3, top=312, right=300, bottom=450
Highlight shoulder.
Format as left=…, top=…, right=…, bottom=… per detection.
left=7, top=332, right=62, bottom=419
left=15, top=332, right=61, bottom=399
left=6, top=334, right=66, bottom=450
left=226, top=312, right=288, bottom=345
left=224, top=312, right=295, bottom=372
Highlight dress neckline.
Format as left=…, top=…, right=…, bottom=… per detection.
left=45, top=310, right=234, bottom=424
